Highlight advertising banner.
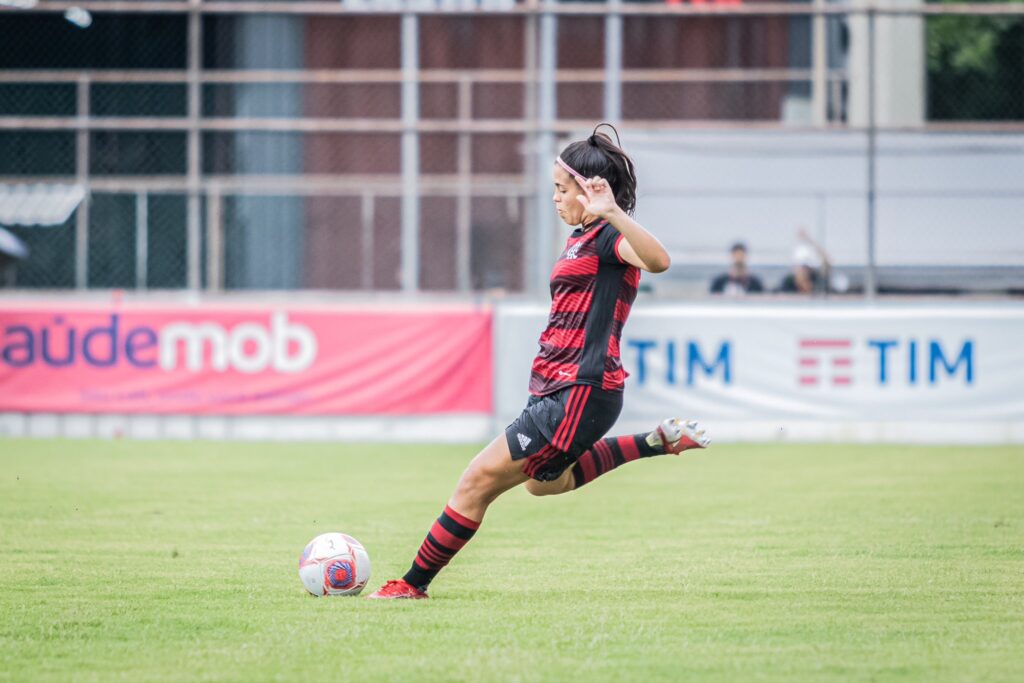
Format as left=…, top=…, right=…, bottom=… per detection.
left=0, top=303, right=492, bottom=415
left=496, top=304, right=1024, bottom=432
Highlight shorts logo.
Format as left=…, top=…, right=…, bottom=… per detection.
left=517, top=433, right=532, bottom=450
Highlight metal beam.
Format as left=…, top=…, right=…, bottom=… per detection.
left=17, top=2, right=1024, bottom=17
left=206, top=190, right=223, bottom=291
left=74, top=76, right=89, bottom=290
left=0, top=67, right=847, bottom=85
left=5, top=116, right=1023, bottom=134
left=186, top=4, right=202, bottom=292
left=456, top=76, right=473, bottom=293
left=361, top=191, right=375, bottom=291
left=523, top=9, right=540, bottom=296
left=865, top=7, right=878, bottom=300
left=135, top=192, right=148, bottom=289
left=400, top=11, right=419, bottom=293
left=811, top=0, right=828, bottom=126
left=534, top=4, right=558, bottom=296
left=604, top=0, right=622, bottom=123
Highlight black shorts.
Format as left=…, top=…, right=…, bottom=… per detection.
left=505, top=384, right=623, bottom=482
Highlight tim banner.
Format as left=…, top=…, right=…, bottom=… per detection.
left=0, top=302, right=492, bottom=415
left=495, top=304, right=1024, bottom=427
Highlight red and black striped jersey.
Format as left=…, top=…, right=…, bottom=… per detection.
left=529, top=220, right=641, bottom=396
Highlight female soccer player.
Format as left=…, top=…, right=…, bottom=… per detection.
left=368, top=124, right=709, bottom=599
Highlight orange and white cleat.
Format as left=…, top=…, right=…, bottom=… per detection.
left=366, top=579, right=429, bottom=600
left=655, top=418, right=710, bottom=454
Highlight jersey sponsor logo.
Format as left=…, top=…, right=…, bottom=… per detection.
left=517, top=432, right=532, bottom=450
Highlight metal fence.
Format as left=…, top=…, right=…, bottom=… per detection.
left=0, top=1, right=1022, bottom=297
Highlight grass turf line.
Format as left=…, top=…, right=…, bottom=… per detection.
left=1, top=440, right=1022, bottom=682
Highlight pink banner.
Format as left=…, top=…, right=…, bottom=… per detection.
left=0, top=303, right=492, bottom=415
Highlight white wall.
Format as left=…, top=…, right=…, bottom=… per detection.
left=624, top=131, right=1024, bottom=269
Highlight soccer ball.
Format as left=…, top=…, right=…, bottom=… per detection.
left=298, top=532, right=371, bottom=597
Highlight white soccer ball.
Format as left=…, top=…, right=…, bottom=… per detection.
left=298, top=532, right=371, bottom=597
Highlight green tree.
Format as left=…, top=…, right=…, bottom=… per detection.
left=927, top=1, right=1024, bottom=120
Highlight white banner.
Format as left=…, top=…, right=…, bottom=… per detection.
left=495, top=304, right=1024, bottom=443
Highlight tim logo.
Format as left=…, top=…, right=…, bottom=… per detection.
left=797, top=337, right=974, bottom=388
left=627, top=339, right=731, bottom=386
left=798, top=338, right=853, bottom=387
left=564, top=242, right=583, bottom=260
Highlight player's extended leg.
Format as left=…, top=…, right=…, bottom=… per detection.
left=367, top=434, right=528, bottom=599
left=525, top=418, right=709, bottom=497
left=448, top=434, right=531, bottom=520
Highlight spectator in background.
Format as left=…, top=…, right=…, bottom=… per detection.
left=710, top=241, right=764, bottom=295
left=777, top=228, right=832, bottom=295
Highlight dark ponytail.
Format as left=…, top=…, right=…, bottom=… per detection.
left=559, top=123, right=638, bottom=215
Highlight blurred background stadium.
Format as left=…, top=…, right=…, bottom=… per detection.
left=0, top=0, right=1022, bottom=442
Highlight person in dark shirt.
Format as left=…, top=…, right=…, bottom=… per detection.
left=709, top=242, right=763, bottom=295
left=367, top=124, right=710, bottom=600
left=777, top=229, right=833, bottom=295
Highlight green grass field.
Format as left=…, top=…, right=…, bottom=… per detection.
left=1, top=439, right=1022, bottom=682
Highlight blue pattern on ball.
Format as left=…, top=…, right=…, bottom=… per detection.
left=326, top=560, right=353, bottom=589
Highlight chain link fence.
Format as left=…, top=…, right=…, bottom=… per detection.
left=0, top=3, right=1021, bottom=297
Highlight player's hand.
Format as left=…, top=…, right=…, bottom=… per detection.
left=575, top=176, right=617, bottom=219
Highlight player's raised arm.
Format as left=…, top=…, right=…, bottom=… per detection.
left=575, top=177, right=671, bottom=273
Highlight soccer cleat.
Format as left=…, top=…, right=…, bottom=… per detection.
left=366, top=579, right=429, bottom=600
left=653, top=418, right=710, bottom=454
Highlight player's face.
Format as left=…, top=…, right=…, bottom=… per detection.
left=552, top=165, right=585, bottom=226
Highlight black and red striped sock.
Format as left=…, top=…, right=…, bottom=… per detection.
left=570, top=433, right=663, bottom=489
left=402, top=504, right=480, bottom=591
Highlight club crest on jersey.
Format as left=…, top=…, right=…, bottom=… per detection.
left=564, top=242, right=583, bottom=260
